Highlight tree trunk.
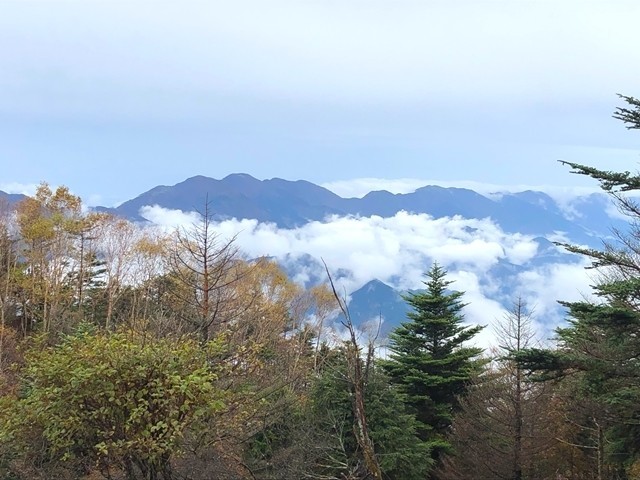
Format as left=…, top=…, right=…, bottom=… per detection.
left=595, top=419, right=604, bottom=480
left=325, top=261, right=383, bottom=480
left=514, top=367, right=523, bottom=480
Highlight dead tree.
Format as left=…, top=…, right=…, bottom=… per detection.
left=323, top=260, right=382, bottom=480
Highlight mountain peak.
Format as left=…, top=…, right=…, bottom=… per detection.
left=222, top=173, right=259, bottom=183
left=0, top=190, right=27, bottom=206
left=105, top=174, right=605, bottom=244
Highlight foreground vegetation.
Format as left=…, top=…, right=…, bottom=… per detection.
left=1, top=96, right=640, bottom=479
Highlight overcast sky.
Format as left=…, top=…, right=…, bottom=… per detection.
left=1, top=0, right=640, bottom=206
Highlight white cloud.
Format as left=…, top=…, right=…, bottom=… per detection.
left=139, top=205, right=601, bottom=346
left=0, top=182, right=38, bottom=196
left=515, top=260, right=596, bottom=338
left=138, top=205, right=201, bottom=229
left=321, top=178, right=434, bottom=198
left=1, top=1, right=638, bottom=116
left=446, top=270, right=508, bottom=348
left=505, top=239, right=540, bottom=265
left=141, top=208, right=539, bottom=281
left=84, top=193, right=107, bottom=207
left=208, top=212, right=540, bottom=294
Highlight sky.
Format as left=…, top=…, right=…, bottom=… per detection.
left=1, top=0, right=640, bottom=207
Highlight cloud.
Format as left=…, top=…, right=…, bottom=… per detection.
left=84, top=193, right=108, bottom=208
left=0, top=182, right=39, bottom=196
left=138, top=205, right=201, bottom=229
left=1, top=1, right=639, bottom=117
left=440, top=260, right=595, bottom=349
left=209, top=213, right=540, bottom=292
left=142, top=207, right=541, bottom=284
left=139, top=205, right=600, bottom=346
left=321, top=178, right=436, bottom=198
left=515, top=260, right=595, bottom=338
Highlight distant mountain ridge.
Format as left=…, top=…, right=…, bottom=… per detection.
left=0, top=190, right=26, bottom=206
left=94, top=173, right=619, bottom=337
left=98, top=174, right=346, bottom=225
left=5, top=177, right=620, bottom=337
left=345, top=279, right=412, bottom=337
left=98, top=173, right=619, bottom=245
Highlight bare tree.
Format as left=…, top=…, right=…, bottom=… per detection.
left=166, top=201, right=245, bottom=342
left=91, top=214, right=144, bottom=329
left=0, top=199, right=19, bottom=372
left=495, top=298, right=538, bottom=480
left=323, top=260, right=382, bottom=480
left=439, top=298, right=559, bottom=480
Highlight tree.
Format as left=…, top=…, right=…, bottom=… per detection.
left=380, top=263, right=484, bottom=465
left=439, top=299, right=560, bottom=480
left=91, top=214, right=144, bottom=329
left=495, top=298, right=538, bottom=480
left=515, top=96, right=640, bottom=478
left=166, top=201, right=244, bottom=342
left=182, top=261, right=337, bottom=479
left=307, top=350, right=431, bottom=480
left=15, top=183, right=85, bottom=334
left=0, top=199, right=19, bottom=370
left=517, top=295, right=640, bottom=479
left=323, top=262, right=383, bottom=480
left=613, top=94, right=640, bottom=130
left=127, top=228, right=172, bottom=331
left=0, top=329, right=226, bottom=480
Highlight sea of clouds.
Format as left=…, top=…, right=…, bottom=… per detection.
left=140, top=205, right=595, bottom=348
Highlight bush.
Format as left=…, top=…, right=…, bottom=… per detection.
left=0, top=330, right=225, bottom=479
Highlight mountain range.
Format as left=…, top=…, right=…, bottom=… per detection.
left=1, top=174, right=622, bottom=337
left=0, top=191, right=26, bottom=207
left=96, top=173, right=620, bottom=247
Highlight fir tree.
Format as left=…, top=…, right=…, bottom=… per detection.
left=310, top=349, right=432, bottom=480
left=515, top=95, right=640, bottom=477
left=381, top=263, right=484, bottom=462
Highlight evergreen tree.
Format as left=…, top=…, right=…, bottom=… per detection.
left=516, top=95, right=640, bottom=477
left=244, top=347, right=431, bottom=480
left=310, top=349, right=431, bottom=480
left=381, top=263, right=484, bottom=462
left=517, top=285, right=640, bottom=478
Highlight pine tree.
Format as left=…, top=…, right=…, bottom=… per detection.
left=515, top=95, right=640, bottom=477
left=381, top=263, right=484, bottom=462
left=306, top=350, right=432, bottom=480
left=517, top=287, right=640, bottom=478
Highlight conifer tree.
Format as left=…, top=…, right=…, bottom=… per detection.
left=439, top=300, right=562, bottom=480
left=309, top=354, right=432, bottom=480
left=515, top=94, right=640, bottom=478
left=381, top=263, right=484, bottom=462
